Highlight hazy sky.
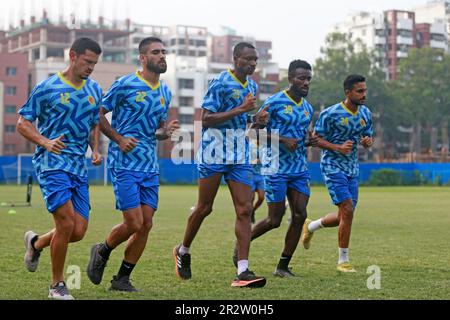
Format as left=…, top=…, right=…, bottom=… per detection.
left=1, top=0, right=431, bottom=66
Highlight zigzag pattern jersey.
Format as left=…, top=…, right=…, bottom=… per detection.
left=314, top=102, right=374, bottom=177
left=198, top=69, right=258, bottom=165
left=19, top=72, right=102, bottom=177
left=102, top=72, right=171, bottom=173
left=260, top=90, right=314, bottom=175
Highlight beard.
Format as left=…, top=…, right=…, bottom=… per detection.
left=146, top=60, right=167, bottom=74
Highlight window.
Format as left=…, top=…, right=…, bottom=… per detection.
left=5, top=125, right=16, bottom=133
left=188, top=50, right=196, bottom=56
left=196, top=40, right=206, bottom=47
left=398, top=29, right=412, bottom=37
left=179, top=96, right=193, bottom=106
left=5, top=105, right=16, bottom=114
left=4, top=144, right=16, bottom=153
left=178, top=39, right=185, bottom=45
left=6, top=86, right=17, bottom=96
left=6, top=67, right=17, bottom=76
left=178, top=78, right=194, bottom=89
left=179, top=114, right=193, bottom=124
left=198, top=51, right=206, bottom=57
left=177, top=49, right=186, bottom=55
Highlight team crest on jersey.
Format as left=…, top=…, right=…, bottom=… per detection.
left=340, top=117, right=349, bottom=126
left=88, top=96, right=95, bottom=105
left=284, top=105, right=293, bottom=114
left=232, top=89, right=241, bottom=100
left=304, top=110, right=309, bottom=118
left=160, top=97, right=165, bottom=106
left=360, top=118, right=366, bottom=127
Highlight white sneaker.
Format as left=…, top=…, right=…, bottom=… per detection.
left=24, top=231, right=41, bottom=272
left=48, top=281, right=74, bottom=300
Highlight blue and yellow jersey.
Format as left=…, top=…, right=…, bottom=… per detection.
left=19, top=72, right=102, bottom=177
left=198, top=69, right=258, bottom=165
left=260, top=90, right=314, bottom=175
left=314, top=102, right=374, bottom=177
left=102, top=71, right=171, bottom=173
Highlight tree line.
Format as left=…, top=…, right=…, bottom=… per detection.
left=277, top=32, right=450, bottom=163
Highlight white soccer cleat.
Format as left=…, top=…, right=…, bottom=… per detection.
left=48, top=281, right=74, bottom=300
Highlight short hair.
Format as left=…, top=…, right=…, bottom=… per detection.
left=344, top=74, right=366, bottom=91
left=233, top=42, right=256, bottom=57
left=139, top=37, right=164, bottom=54
left=70, top=37, right=102, bottom=55
left=288, top=59, right=312, bottom=76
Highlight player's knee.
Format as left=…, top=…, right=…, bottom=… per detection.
left=140, top=219, right=153, bottom=233
left=267, top=216, right=282, bottom=228
left=70, top=228, right=86, bottom=242
left=291, top=209, right=307, bottom=223
left=57, top=218, right=75, bottom=235
left=195, top=203, right=213, bottom=218
left=236, top=203, right=253, bottom=218
left=126, top=220, right=142, bottom=234
left=341, top=203, right=354, bottom=220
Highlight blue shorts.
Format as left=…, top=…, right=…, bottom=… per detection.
left=111, top=169, right=159, bottom=211
left=252, top=173, right=265, bottom=192
left=264, top=171, right=310, bottom=203
left=37, top=170, right=90, bottom=221
left=197, top=164, right=253, bottom=187
left=323, top=172, right=358, bottom=208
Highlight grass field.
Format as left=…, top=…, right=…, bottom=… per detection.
left=0, top=185, right=449, bottom=300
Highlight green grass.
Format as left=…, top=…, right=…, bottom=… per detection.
left=1, top=185, right=449, bottom=300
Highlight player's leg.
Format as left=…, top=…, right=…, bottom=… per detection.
left=250, top=189, right=256, bottom=224
left=48, top=200, right=76, bottom=300
left=173, top=173, right=222, bottom=280
left=24, top=171, right=74, bottom=286
left=250, top=173, right=287, bottom=240
left=109, top=205, right=154, bottom=292
left=253, top=188, right=265, bottom=215
left=250, top=201, right=285, bottom=240
left=336, top=176, right=358, bottom=272
left=68, top=174, right=90, bottom=243
left=273, top=188, right=309, bottom=278
left=232, top=174, right=286, bottom=267
left=301, top=173, right=342, bottom=249
left=227, top=166, right=266, bottom=288
left=87, top=170, right=143, bottom=285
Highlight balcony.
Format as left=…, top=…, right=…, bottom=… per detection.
left=374, top=36, right=386, bottom=44
left=396, top=36, right=413, bottom=45
left=396, top=51, right=408, bottom=58
left=430, top=40, right=448, bottom=50
left=396, top=19, right=413, bottom=31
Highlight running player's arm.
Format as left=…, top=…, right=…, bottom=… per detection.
left=89, top=124, right=102, bottom=166
left=312, top=132, right=353, bottom=155
left=156, top=120, right=180, bottom=140
left=312, top=108, right=352, bottom=154
left=360, top=111, right=374, bottom=149
left=99, top=107, right=138, bottom=153
left=202, top=93, right=256, bottom=128
left=17, top=116, right=66, bottom=154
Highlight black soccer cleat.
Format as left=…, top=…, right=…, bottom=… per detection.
left=173, top=244, right=192, bottom=280
left=231, top=269, right=266, bottom=288
left=87, top=243, right=108, bottom=285
left=109, top=275, right=139, bottom=292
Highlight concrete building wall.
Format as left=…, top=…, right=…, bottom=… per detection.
left=0, top=53, right=28, bottom=155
